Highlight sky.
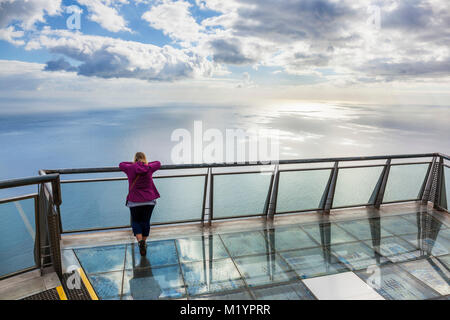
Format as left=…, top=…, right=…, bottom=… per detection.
left=0, top=0, right=449, bottom=113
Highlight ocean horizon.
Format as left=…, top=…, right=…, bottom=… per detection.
left=1, top=103, right=449, bottom=188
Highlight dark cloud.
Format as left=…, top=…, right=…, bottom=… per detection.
left=34, top=31, right=213, bottom=81
left=382, top=0, right=433, bottom=30
left=209, top=39, right=255, bottom=65
left=292, top=52, right=330, bottom=67
left=44, top=58, right=77, bottom=72
left=232, top=0, right=357, bottom=42
left=359, top=57, right=450, bottom=78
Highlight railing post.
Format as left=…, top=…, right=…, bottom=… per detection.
left=267, top=165, right=279, bottom=219
left=33, top=194, right=41, bottom=271
left=37, top=182, right=63, bottom=277
left=372, top=159, right=391, bottom=209
left=263, top=167, right=275, bottom=218
left=207, top=169, right=214, bottom=226
left=421, top=157, right=437, bottom=204
left=202, top=168, right=211, bottom=226
left=322, top=162, right=338, bottom=214
left=434, top=157, right=446, bottom=210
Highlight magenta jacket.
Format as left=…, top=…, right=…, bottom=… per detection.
left=119, top=161, right=161, bottom=203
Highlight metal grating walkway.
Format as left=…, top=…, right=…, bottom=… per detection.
left=22, top=286, right=66, bottom=300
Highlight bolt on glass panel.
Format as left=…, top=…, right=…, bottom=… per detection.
left=383, top=164, right=429, bottom=203
left=333, top=166, right=384, bottom=207
left=0, top=198, right=36, bottom=277
left=276, top=169, right=331, bottom=213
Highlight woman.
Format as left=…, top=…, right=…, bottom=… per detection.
left=119, top=152, right=161, bottom=256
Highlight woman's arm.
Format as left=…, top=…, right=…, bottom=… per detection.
left=148, top=161, right=161, bottom=173
left=119, top=162, right=133, bottom=173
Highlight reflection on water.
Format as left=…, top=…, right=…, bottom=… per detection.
left=74, top=211, right=450, bottom=300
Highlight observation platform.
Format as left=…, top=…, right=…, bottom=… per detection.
left=0, top=153, right=449, bottom=300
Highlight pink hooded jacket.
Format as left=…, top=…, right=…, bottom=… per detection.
left=119, top=161, right=161, bottom=203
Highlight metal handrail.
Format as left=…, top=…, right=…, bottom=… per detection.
left=43, top=152, right=438, bottom=174
left=0, top=174, right=60, bottom=189
left=0, top=193, right=38, bottom=205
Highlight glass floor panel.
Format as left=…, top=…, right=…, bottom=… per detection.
left=72, top=211, right=450, bottom=300
left=363, top=236, right=422, bottom=263
left=124, top=264, right=186, bottom=300
left=437, top=228, right=450, bottom=240
left=398, top=213, right=449, bottom=230
left=337, top=219, right=393, bottom=241
left=356, top=264, right=440, bottom=300
left=437, top=254, right=450, bottom=269
left=125, top=240, right=179, bottom=269
left=181, top=258, right=245, bottom=296
left=74, top=244, right=127, bottom=274
left=301, top=223, right=358, bottom=246
left=251, top=281, right=316, bottom=300
left=279, top=247, right=348, bottom=279
left=329, top=242, right=388, bottom=271
left=400, top=233, right=450, bottom=257
left=263, top=226, right=319, bottom=251
left=379, top=216, right=424, bottom=236
left=233, top=253, right=298, bottom=287
left=191, top=290, right=253, bottom=300
left=176, top=235, right=229, bottom=263
left=219, top=231, right=270, bottom=257
left=88, top=271, right=125, bottom=300
left=398, top=258, right=450, bottom=296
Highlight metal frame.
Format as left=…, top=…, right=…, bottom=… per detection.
left=0, top=152, right=448, bottom=280
left=0, top=152, right=447, bottom=285
left=0, top=194, right=40, bottom=281
left=0, top=174, right=62, bottom=280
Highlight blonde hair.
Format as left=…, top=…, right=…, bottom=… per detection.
left=134, top=152, right=148, bottom=164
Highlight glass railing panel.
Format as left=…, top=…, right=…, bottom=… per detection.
left=151, top=176, right=205, bottom=224
left=333, top=166, right=383, bottom=207
left=61, top=180, right=129, bottom=231
left=212, top=173, right=272, bottom=219
left=276, top=169, right=331, bottom=213
left=0, top=198, right=36, bottom=277
left=60, top=176, right=206, bottom=231
left=383, top=164, right=429, bottom=203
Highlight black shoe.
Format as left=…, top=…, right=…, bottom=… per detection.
left=138, top=240, right=147, bottom=256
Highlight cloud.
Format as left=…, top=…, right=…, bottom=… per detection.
left=209, top=38, right=256, bottom=65
left=27, top=29, right=214, bottom=81
left=358, top=57, right=450, bottom=78
left=142, top=0, right=201, bottom=46
left=0, top=0, right=62, bottom=30
left=1, top=0, right=449, bottom=84
left=0, top=26, right=24, bottom=45
left=44, top=57, right=77, bottom=72
left=236, top=71, right=254, bottom=88
left=77, top=0, right=131, bottom=33
left=382, top=0, right=433, bottom=30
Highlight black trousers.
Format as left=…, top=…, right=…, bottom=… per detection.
left=129, top=205, right=155, bottom=237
